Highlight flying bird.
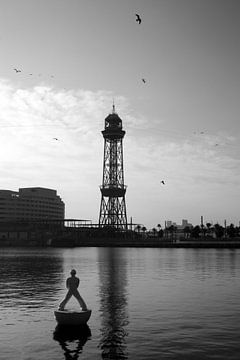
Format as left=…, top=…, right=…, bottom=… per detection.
left=53, top=138, right=59, bottom=141
left=161, top=180, right=165, bottom=185
left=135, top=13, right=142, bottom=24
left=13, top=68, right=21, bottom=73
left=142, top=78, right=146, bottom=83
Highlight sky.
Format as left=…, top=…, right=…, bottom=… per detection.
left=0, top=0, right=240, bottom=229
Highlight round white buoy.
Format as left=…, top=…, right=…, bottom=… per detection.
left=54, top=309, right=92, bottom=326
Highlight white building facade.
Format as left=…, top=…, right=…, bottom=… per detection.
left=0, top=187, right=65, bottom=222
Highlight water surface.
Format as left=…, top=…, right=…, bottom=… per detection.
left=0, top=247, right=240, bottom=359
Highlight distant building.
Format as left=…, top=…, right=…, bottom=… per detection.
left=0, top=187, right=65, bottom=222
left=181, top=219, right=193, bottom=228
left=165, top=220, right=172, bottom=228
left=165, top=219, right=193, bottom=229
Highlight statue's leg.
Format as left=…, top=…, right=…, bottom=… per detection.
left=59, top=290, right=72, bottom=310
left=72, top=289, right=88, bottom=311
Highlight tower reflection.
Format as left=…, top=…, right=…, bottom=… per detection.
left=98, top=248, right=129, bottom=359
left=53, top=324, right=91, bottom=360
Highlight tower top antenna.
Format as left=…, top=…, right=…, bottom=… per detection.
left=112, top=98, right=116, bottom=114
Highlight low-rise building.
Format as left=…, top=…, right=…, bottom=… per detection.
left=165, top=219, right=193, bottom=230
left=0, top=187, right=65, bottom=222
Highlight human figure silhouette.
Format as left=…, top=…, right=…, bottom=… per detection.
left=59, top=269, right=88, bottom=311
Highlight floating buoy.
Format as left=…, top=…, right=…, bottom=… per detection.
left=54, top=309, right=92, bottom=326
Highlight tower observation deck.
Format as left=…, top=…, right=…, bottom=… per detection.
left=99, top=106, right=127, bottom=229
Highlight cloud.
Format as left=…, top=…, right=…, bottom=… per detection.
left=125, top=127, right=240, bottom=227
left=0, top=79, right=118, bottom=182
left=1, top=78, right=240, bottom=226
left=126, top=132, right=240, bottom=187
left=0, top=78, right=142, bottom=220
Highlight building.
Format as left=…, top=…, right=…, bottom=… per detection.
left=0, top=187, right=65, bottom=222
left=165, top=219, right=193, bottom=229
left=165, top=220, right=176, bottom=228
left=181, top=219, right=192, bottom=229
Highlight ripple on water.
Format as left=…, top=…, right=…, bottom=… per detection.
left=1, top=247, right=240, bottom=360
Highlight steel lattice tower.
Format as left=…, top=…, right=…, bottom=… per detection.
left=99, top=106, right=127, bottom=229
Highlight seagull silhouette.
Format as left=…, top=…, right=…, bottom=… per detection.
left=161, top=180, right=165, bottom=185
left=135, top=13, right=142, bottom=24
left=13, top=68, right=21, bottom=73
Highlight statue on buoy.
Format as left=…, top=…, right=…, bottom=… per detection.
left=55, top=269, right=91, bottom=325
left=58, top=269, right=88, bottom=311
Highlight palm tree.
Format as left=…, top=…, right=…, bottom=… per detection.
left=135, top=225, right=141, bottom=234
left=152, top=228, right=157, bottom=237
left=206, top=222, right=212, bottom=237
left=227, top=223, right=236, bottom=238
left=183, top=226, right=191, bottom=239
left=142, top=226, right=147, bottom=235
left=157, top=224, right=163, bottom=238
left=168, top=225, right=176, bottom=240
left=191, top=225, right=201, bottom=238
left=214, top=224, right=224, bottom=239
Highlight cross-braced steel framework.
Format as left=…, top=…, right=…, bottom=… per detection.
left=99, top=108, right=127, bottom=229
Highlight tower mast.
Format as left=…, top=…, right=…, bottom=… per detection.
left=99, top=106, right=127, bottom=229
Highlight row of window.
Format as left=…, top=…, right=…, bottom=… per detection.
left=0, top=207, right=63, bottom=212
left=0, top=199, right=63, bottom=204
left=0, top=206, right=64, bottom=211
left=1, top=210, right=64, bottom=215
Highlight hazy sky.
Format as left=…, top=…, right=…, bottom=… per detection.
left=0, top=0, right=240, bottom=229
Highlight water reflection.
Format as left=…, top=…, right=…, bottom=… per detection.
left=0, top=248, right=64, bottom=308
left=53, top=324, right=91, bottom=360
left=183, top=249, right=239, bottom=279
left=98, top=248, right=129, bottom=359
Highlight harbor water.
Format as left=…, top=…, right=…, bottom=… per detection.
left=0, top=247, right=240, bottom=359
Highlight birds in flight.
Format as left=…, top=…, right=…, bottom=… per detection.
left=13, top=13, right=146, bottom=85
left=136, top=12, right=166, bottom=187
left=10, top=11, right=222, bottom=187
left=13, top=68, right=55, bottom=79
left=135, top=14, right=146, bottom=83
left=135, top=13, right=142, bottom=24
left=10, top=13, right=145, bottom=149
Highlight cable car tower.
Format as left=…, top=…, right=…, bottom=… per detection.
left=99, top=105, right=127, bottom=229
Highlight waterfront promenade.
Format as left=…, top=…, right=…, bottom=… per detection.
left=2, top=218, right=240, bottom=248
left=65, top=236, right=240, bottom=248
left=1, top=235, right=240, bottom=248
